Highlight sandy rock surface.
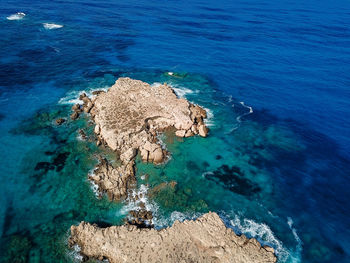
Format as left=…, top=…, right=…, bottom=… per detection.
left=69, top=212, right=277, bottom=263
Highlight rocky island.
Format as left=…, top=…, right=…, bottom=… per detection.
left=69, top=77, right=277, bottom=262
left=73, top=77, right=208, bottom=201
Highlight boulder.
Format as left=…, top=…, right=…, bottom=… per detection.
left=70, top=112, right=79, bottom=120
left=198, top=123, right=208, bottom=137
left=55, top=118, right=65, bottom=125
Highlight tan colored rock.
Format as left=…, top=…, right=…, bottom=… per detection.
left=91, top=77, right=208, bottom=158
left=198, top=123, right=209, bottom=137
left=175, top=129, right=186, bottom=137
left=69, top=212, right=277, bottom=263
left=94, top=124, right=100, bottom=135
left=120, top=148, right=137, bottom=164
left=71, top=103, right=81, bottom=112
left=185, top=129, right=194, bottom=137
left=89, top=158, right=135, bottom=201
left=70, top=111, right=79, bottom=120
left=81, top=78, right=209, bottom=200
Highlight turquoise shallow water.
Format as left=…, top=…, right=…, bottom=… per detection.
left=1, top=0, right=350, bottom=262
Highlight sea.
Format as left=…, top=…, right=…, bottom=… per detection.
left=0, top=0, right=349, bottom=262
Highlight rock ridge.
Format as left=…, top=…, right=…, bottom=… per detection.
left=69, top=212, right=277, bottom=263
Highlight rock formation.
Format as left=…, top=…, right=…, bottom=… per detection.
left=90, top=77, right=208, bottom=162
left=69, top=212, right=277, bottom=263
left=68, top=78, right=277, bottom=263
left=74, top=77, right=209, bottom=201
left=55, top=118, right=65, bottom=125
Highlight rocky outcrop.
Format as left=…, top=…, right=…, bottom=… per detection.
left=75, top=78, right=209, bottom=201
left=69, top=212, right=277, bottom=263
left=90, top=78, right=208, bottom=162
left=89, top=157, right=136, bottom=201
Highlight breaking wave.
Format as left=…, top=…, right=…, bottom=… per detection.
left=152, top=211, right=201, bottom=229
left=58, top=86, right=109, bottom=105
left=229, top=214, right=302, bottom=263
left=172, top=86, right=197, bottom=98
left=119, top=184, right=158, bottom=225
left=43, top=23, right=63, bottom=29
left=7, top=12, right=26, bottom=20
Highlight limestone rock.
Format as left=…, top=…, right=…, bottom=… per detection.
left=175, top=130, right=186, bottom=137
left=89, top=158, right=136, bottom=201
left=81, top=78, right=209, bottom=200
left=94, top=124, right=100, bottom=135
left=69, top=212, right=277, bottom=263
left=198, top=123, right=209, bottom=137
left=91, top=77, right=208, bottom=159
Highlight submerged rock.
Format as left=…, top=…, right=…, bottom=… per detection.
left=204, top=165, right=261, bottom=197
left=91, top=77, right=209, bottom=158
left=55, top=118, right=65, bottom=125
left=69, top=212, right=276, bottom=263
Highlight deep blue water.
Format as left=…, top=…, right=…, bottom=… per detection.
left=0, top=0, right=350, bottom=262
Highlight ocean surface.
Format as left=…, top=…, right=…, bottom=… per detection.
left=0, top=0, right=350, bottom=262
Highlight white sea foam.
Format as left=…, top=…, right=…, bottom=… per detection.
left=58, top=86, right=109, bottom=105
left=172, top=86, right=195, bottom=98
left=68, top=244, right=83, bottom=262
left=236, top=101, right=253, bottom=122
left=7, top=12, right=26, bottom=20
left=287, top=217, right=303, bottom=262
left=120, top=184, right=158, bottom=224
left=203, top=107, right=215, bottom=127
left=88, top=176, right=101, bottom=198
left=152, top=211, right=201, bottom=229
left=230, top=215, right=290, bottom=262
left=227, top=101, right=254, bottom=133
left=43, top=23, right=63, bottom=29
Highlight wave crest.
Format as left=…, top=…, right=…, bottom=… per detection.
left=43, top=23, right=63, bottom=29
left=7, top=12, right=26, bottom=20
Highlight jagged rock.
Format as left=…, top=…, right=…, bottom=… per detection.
left=79, top=93, right=87, bottom=100
left=69, top=212, right=277, bottom=263
left=70, top=112, right=79, bottom=120
left=94, top=124, right=100, bottom=135
left=90, top=77, right=208, bottom=160
left=83, top=101, right=93, bottom=113
left=92, top=90, right=105, bottom=96
left=71, top=104, right=81, bottom=112
left=175, top=129, right=186, bottom=137
left=89, top=158, right=136, bottom=201
left=198, top=123, right=209, bottom=137
left=55, top=118, right=65, bottom=125
left=82, top=78, right=209, bottom=200
left=120, top=148, right=137, bottom=164
left=78, top=129, right=87, bottom=140
left=185, top=129, right=194, bottom=137
left=128, top=209, right=153, bottom=227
